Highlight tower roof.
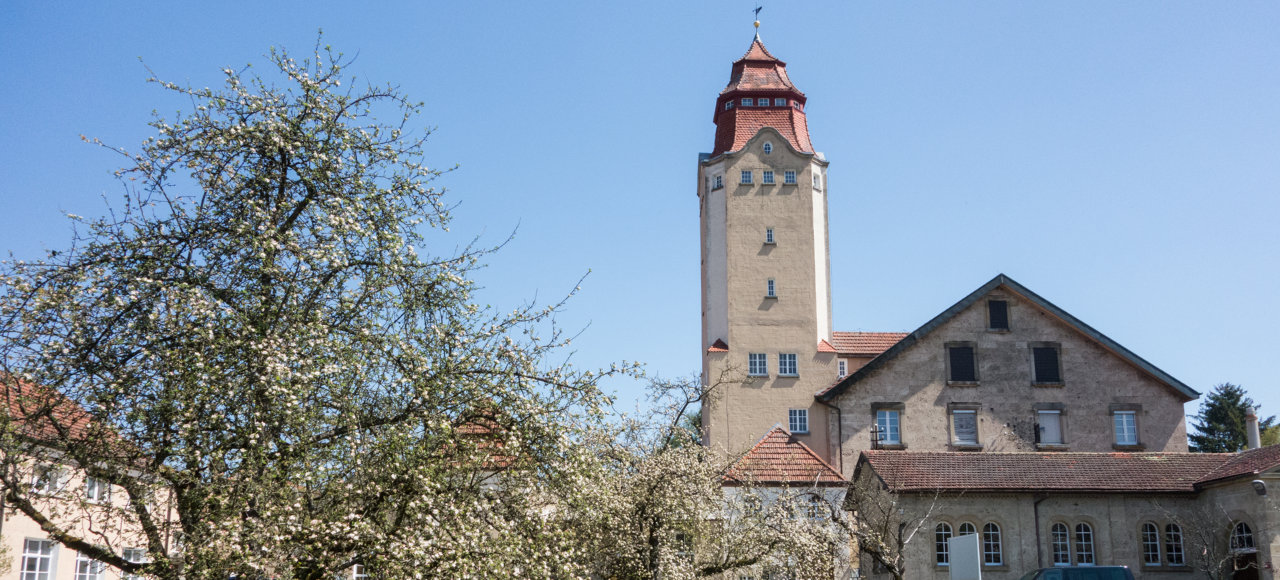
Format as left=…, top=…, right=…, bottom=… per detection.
left=710, top=37, right=813, bottom=157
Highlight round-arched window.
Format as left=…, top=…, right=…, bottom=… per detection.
left=1231, top=522, right=1256, bottom=552
left=763, top=142, right=773, bottom=155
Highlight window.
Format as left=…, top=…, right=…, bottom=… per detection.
left=812, top=174, right=821, bottom=189
left=1113, top=411, right=1138, bottom=446
left=1141, top=523, right=1162, bottom=565
left=784, top=170, right=796, bottom=184
left=21, top=539, right=55, bottom=580
left=805, top=494, right=826, bottom=520
left=1164, top=523, right=1185, bottom=565
left=837, top=359, right=847, bottom=379
left=1074, top=524, right=1095, bottom=565
left=353, top=564, right=369, bottom=580
left=1032, top=345, right=1062, bottom=384
left=947, top=344, right=977, bottom=383
left=740, top=170, right=753, bottom=184
left=766, top=278, right=776, bottom=298
left=982, top=523, right=1002, bottom=565
left=958, top=522, right=976, bottom=537
left=1037, top=410, right=1063, bottom=445
left=713, top=175, right=723, bottom=189
left=774, top=97, right=786, bottom=106
left=789, top=409, right=808, bottom=433
left=748, top=353, right=768, bottom=376
left=123, top=548, right=147, bottom=580
left=741, top=98, right=753, bottom=106
left=724, top=101, right=734, bottom=110
left=936, top=523, right=953, bottom=566
left=31, top=465, right=62, bottom=495
left=1231, top=522, right=1255, bottom=552
left=875, top=410, right=900, bottom=445
left=762, top=142, right=773, bottom=154
left=988, top=300, right=1009, bottom=330
left=765, top=228, right=774, bottom=244
left=762, top=170, right=774, bottom=184
left=952, top=409, right=978, bottom=446
left=75, top=552, right=105, bottom=580
left=1051, top=523, right=1071, bottom=565
left=85, top=476, right=110, bottom=503
left=778, top=353, right=798, bottom=376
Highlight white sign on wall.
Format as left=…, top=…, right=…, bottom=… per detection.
left=949, top=533, right=982, bottom=580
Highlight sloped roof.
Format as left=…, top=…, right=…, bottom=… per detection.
left=1196, top=444, right=1280, bottom=485
left=712, top=110, right=813, bottom=156
left=2, top=377, right=97, bottom=444
left=720, top=37, right=800, bottom=95
left=830, top=331, right=908, bottom=357
left=859, top=450, right=1235, bottom=493
left=818, top=274, right=1198, bottom=402
left=707, top=339, right=730, bottom=353
left=725, top=425, right=846, bottom=487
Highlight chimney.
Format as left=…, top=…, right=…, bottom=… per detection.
left=1245, top=408, right=1261, bottom=450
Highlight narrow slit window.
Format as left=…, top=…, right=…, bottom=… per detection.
left=765, top=228, right=775, bottom=244
left=766, top=278, right=776, bottom=298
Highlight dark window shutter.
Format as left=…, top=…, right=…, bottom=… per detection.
left=949, top=346, right=976, bottom=382
left=1033, top=347, right=1061, bottom=383
left=988, top=300, right=1009, bottom=330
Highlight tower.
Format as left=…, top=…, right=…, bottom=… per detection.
left=699, top=34, right=836, bottom=461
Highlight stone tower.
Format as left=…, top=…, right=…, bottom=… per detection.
left=699, top=35, right=837, bottom=461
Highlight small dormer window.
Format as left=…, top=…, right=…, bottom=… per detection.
left=774, top=98, right=786, bottom=106
left=742, top=98, right=753, bottom=106
left=724, top=101, right=733, bottom=111
left=763, top=142, right=773, bottom=155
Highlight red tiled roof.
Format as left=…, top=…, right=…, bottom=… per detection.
left=712, top=109, right=812, bottom=157
left=707, top=339, right=729, bottom=353
left=720, top=38, right=799, bottom=95
left=861, top=450, right=1240, bottom=493
left=816, top=340, right=837, bottom=353
left=1196, top=444, right=1280, bottom=485
left=710, top=38, right=812, bottom=156
left=725, top=425, right=846, bottom=487
left=830, top=331, right=908, bottom=357
left=3, top=377, right=97, bottom=444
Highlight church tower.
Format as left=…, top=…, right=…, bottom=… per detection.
left=699, top=33, right=837, bottom=461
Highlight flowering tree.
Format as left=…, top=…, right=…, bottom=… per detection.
left=0, top=41, right=613, bottom=579
left=840, top=469, right=941, bottom=580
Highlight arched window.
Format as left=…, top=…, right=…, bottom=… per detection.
left=958, top=522, right=977, bottom=537
left=762, top=142, right=773, bottom=155
left=982, top=523, right=1003, bottom=566
left=1074, top=523, right=1095, bottom=565
left=1164, top=524, right=1185, bottom=566
left=1051, top=523, right=1071, bottom=565
left=1231, top=522, right=1255, bottom=552
left=1141, top=522, right=1161, bottom=565
left=936, top=523, right=953, bottom=565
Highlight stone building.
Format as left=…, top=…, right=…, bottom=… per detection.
left=696, top=32, right=1277, bottom=580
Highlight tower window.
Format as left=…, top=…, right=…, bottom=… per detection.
left=774, top=97, right=786, bottom=106
left=741, top=97, right=753, bottom=106
left=765, top=228, right=774, bottom=244
left=762, top=170, right=774, bottom=184
left=784, top=170, right=796, bottom=184
left=988, top=300, right=1009, bottom=330
left=740, top=170, right=752, bottom=184
left=724, top=101, right=733, bottom=110
left=789, top=408, right=809, bottom=433
left=762, top=142, right=772, bottom=154
left=812, top=174, right=822, bottom=189
left=712, top=175, right=723, bottom=189
left=748, top=353, right=768, bottom=376
left=766, top=278, right=776, bottom=298
left=779, top=353, right=798, bottom=376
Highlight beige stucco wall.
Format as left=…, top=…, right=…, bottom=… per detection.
left=700, top=129, right=840, bottom=461
left=832, top=286, right=1191, bottom=474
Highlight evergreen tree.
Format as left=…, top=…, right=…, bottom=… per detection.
left=1189, top=383, right=1276, bottom=452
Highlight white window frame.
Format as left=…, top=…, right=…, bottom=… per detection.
left=741, top=97, right=753, bottom=106
left=762, top=170, right=774, bottom=184
left=740, top=170, right=752, bottom=184
left=762, top=142, right=772, bottom=154
left=982, top=523, right=1003, bottom=566
left=724, top=101, right=733, bottom=110
left=837, top=359, right=847, bottom=379
left=1231, top=522, right=1255, bottom=553
left=1113, top=411, right=1138, bottom=446
left=74, top=552, right=105, bottom=580
left=353, top=564, right=369, bottom=580
left=812, top=173, right=822, bottom=189
left=778, top=353, right=798, bottom=377
left=952, top=409, right=979, bottom=446
left=766, top=278, right=776, bottom=298
left=764, top=228, right=774, bottom=244
left=21, top=538, right=56, bottom=580
left=85, top=476, right=110, bottom=503
left=876, top=410, right=901, bottom=445
left=713, top=175, right=723, bottom=189
left=784, top=170, right=796, bottom=184
left=1037, top=410, right=1063, bottom=445
left=31, top=465, right=63, bottom=495
left=1074, top=523, right=1095, bottom=565
left=774, top=97, right=786, bottom=106
left=122, top=548, right=147, bottom=580
left=958, top=522, right=977, bottom=537
left=1141, top=522, right=1162, bottom=566
left=788, top=408, right=809, bottom=433
left=1051, top=522, right=1071, bottom=565
left=1164, top=524, right=1185, bottom=565
left=936, top=523, right=952, bottom=566
left=747, top=353, right=768, bottom=377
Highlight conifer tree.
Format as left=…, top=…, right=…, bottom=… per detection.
left=1189, top=383, right=1276, bottom=452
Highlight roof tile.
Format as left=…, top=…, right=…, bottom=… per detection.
left=830, top=331, right=907, bottom=357
left=725, top=425, right=846, bottom=486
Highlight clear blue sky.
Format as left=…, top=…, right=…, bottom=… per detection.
left=3, top=2, right=1278, bottom=427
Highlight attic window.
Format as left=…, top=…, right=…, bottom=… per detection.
left=763, top=142, right=773, bottom=154
left=987, top=300, right=1009, bottom=331
left=742, top=98, right=753, bottom=107
left=947, top=343, right=978, bottom=384
left=724, top=101, right=733, bottom=111
left=774, top=97, right=786, bottom=106
left=1031, top=344, right=1062, bottom=384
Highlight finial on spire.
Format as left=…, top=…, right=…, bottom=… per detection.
left=753, top=5, right=762, bottom=38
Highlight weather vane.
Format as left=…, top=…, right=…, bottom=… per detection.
left=753, top=5, right=762, bottom=36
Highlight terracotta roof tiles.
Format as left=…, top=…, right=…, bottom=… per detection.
left=830, top=331, right=907, bottom=357
left=725, top=425, right=846, bottom=487
left=1196, top=444, right=1280, bottom=485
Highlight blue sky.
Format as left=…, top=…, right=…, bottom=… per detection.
left=2, top=2, right=1278, bottom=426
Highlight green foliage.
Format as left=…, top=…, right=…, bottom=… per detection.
left=0, top=39, right=615, bottom=579
left=1188, top=383, right=1276, bottom=452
